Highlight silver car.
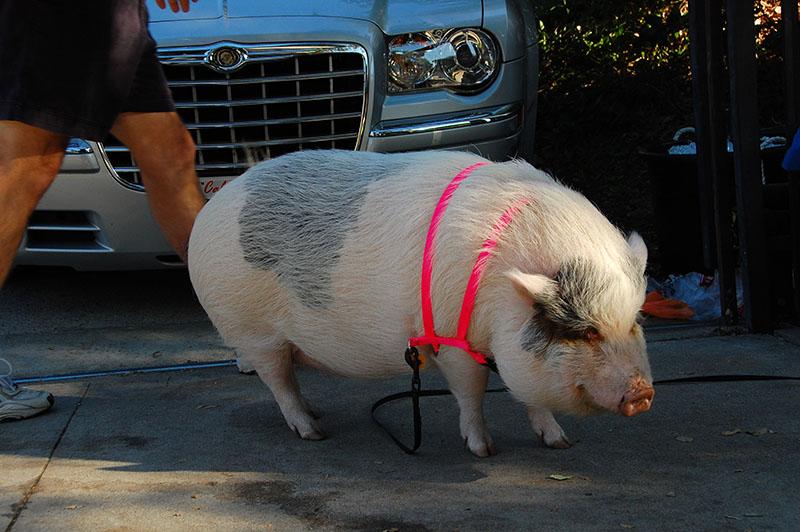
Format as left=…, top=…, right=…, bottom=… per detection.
left=16, top=0, right=539, bottom=270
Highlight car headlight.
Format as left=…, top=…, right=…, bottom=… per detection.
left=387, top=28, right=498, bottom=94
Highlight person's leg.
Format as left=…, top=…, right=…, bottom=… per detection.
left=0, top=120, right=65, bottom=421
left=0, top=120, right=68, bottom=285
left=110, top=111, right=205, bottom=262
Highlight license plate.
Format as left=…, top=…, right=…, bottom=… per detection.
left=199, top=177, right=232, bottom=199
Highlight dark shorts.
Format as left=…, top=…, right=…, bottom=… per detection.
left=0, top=0, right=175, bottom=141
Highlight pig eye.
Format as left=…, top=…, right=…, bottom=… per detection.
left=583, top=327, right=602, bottom=342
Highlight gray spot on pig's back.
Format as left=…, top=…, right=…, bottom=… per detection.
left=238, top=150, right=400, bottom=308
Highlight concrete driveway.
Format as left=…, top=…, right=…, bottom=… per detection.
left=2, top=268, right=799, bottom=531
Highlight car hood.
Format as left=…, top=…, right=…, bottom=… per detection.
left=147, top=0, right=484, bottom=35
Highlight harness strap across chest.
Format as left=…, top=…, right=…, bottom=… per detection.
left=408, top=162, right=531, bottom=368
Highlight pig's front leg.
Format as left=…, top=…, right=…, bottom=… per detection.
left=527, top=406, right=571, bottom=449
left=433, top=351, right=495, bottom=457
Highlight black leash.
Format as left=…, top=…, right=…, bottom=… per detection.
left=370, top=349, right=800, bottom=454
left=654, top=374, right=800, bottom=384
left=370, top=346, right=503, bottom=454
left=369, top=347, right=424, bottom=454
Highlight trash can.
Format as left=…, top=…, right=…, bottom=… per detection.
left=641, top=143, right=717, bottom=275
left=641, top=129, right=788, bottom=276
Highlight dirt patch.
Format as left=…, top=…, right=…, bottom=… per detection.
left=232, top=480, right=431, bottom=531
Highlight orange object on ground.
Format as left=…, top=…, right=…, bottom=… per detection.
left=641, top=290, right=695, bottom=320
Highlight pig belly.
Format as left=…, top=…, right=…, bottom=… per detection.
left=216, top=263, right=413, bottom=378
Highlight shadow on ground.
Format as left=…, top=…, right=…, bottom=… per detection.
left=2, top=268, right=799, bottom=529
left=2, top=352, right=799, bottom=530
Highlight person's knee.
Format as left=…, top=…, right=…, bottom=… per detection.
left=0, top=152, right=62, bottom=200
left=30, top=152, right=65, bottom=186
left=0, top=124, right=65, bottom=198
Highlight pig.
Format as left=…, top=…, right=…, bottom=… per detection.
left=187, top=149, right=654, bottom=456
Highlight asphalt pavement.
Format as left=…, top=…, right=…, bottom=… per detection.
left=1, top=267, right=799, bottom=531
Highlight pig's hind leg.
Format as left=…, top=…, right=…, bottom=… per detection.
left=240, top=341, right=325, bottom=441
left=234, top=355, right=256, bottom=375
left=433, top=351, right=496, bottom=457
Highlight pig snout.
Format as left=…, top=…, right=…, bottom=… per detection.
left=619, top=381, right=655, bottom=417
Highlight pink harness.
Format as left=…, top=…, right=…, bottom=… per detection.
left=408, top=162, right=532, bottom=368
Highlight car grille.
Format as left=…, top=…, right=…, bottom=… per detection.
left=101, top=43, right=368, bottom=189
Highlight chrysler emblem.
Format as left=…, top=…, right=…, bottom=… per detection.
left=205, top=46, right=246, bottom=72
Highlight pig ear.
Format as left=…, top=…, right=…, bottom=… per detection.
left=505, top=269, right=558, bottom=305
left=628, top=231, right=648, bottom=274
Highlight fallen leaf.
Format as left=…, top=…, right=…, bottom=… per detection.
left=721, top=429, right=741, bottom=436
left=548, top=474, right=573, bottom=481
left=675, top=436, right=694, bottom=443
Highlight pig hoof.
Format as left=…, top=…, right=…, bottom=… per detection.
left=530, top=409, right=571, bottom=449
left=292, top=425, right=327, bottom=441
left=544, top=436, right=572, bottom=450
left=301, top=429, right=327, bottom=441
left=234, top=357, right=257, bottom=375
left=535, top=429, right=571, bottom=449
left=288, top=417, right=327, bottom=441
left=534, top=426, right=572, bottom=449
left=464, top=436, right=496, bottom=458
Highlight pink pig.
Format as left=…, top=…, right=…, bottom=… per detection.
left=188, top=150, right=653, bottom=456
